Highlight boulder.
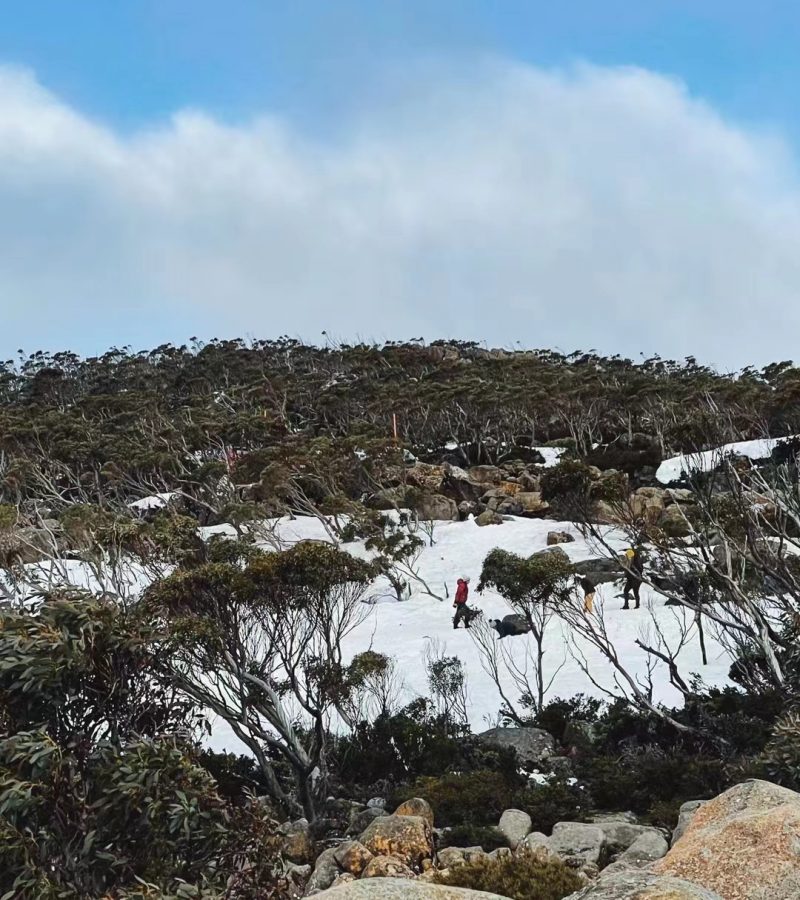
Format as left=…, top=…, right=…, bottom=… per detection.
left=548, top=822, right=607, bottom=866
left=666, top=488, right=695, bottom=505
left=467, top=466, right=504, bottom=486
left=572, top=557, right=624, bottom=585
left=615, top=830, right=669, bottom=867
left=516, top=492, right=550, bottom=517
left=476, top=726, right=555, bottom=764
left=334, top=841, right=374, bottom=877
left=313, top=879, right=512, bottom=898
left=547, top=530, right=575, bottom=546
left=566, top=870, right=723, bottom=899
left=330, top=874, right=357, bottom=889
left=658, top=504, right=696, bottom=538
left=436, top=847, right=469, bottom=869
left=531, top=545, right=571, bottom=564
left=305, top=847, right=341, bottom=896
left=498, top=809, right=532, bottom=850
left=416, top=494, right=459, bottom=522
left=361, top=855, right=415, bottom=879
left=654, top=780, right=800, bottom=900
left=367, top=797, right=387, bottom=810
left=360, top=814, right=434, bottom=868
left=407, top=463, right=447, bottom=492
left=592, top=821, right=663, bottom=856
left=475, top=510, right=504, bottom=527
left=280, top=818, right=315, bottom=864
left=349, top=807, right=386, bottom=836
left=515, top=831, right=552, bottom=856
left=671, top=800, right=706, bottom=846
left=394, top=798, right=435, bottom=828
left=631, top=487, right=666, bottom=524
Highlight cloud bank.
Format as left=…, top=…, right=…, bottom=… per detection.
left=1, top=60, right=799, bottom=368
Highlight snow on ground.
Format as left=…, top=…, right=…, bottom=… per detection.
left=128, top=492, right=176, bottom=511
left=656, top=436, right=796, bottom=484
left=534, top=446, right=567, bottom=468
left=199, top=515, right=735, bottom=754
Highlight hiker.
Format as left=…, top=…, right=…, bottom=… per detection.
left=575, top=573, right=596, bottom=615
left=453, top=576, right=472, bottom=629
left=622, top=546, right=644, bottom=610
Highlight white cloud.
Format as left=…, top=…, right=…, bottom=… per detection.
left=1, top=60, right=799, bottom=367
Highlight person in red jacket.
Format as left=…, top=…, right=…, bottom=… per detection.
left=453, top=577, right=471, bottom=629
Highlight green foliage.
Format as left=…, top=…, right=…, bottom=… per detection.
left=518, top=778, right=590, bottom=833
left=478, top=548, right=575, bottom=609
left=540, top=460, right=593, bottom=506
left=399, top=771, right=515, bottom=827
left=437, top=824, right=509, bottom=851
left=753, top=711, right=800, bottom=791
left=434, top=850, right=582, bottom=900
left=529, top=695, right=602, bottom=745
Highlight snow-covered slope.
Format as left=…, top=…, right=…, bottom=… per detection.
left=656, top=436, right=795, bottom=484
left=204, top=515, right=733, bottom=753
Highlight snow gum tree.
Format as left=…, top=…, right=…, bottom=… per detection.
left=476, top=548, right=575, bottom=718
left=144, top=541, right=375, bottom=821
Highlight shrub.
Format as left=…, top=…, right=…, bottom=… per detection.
left=438, top=824, right=508, bottom=852
left=396, top=771, right=515, bottom=827
left=530, top=695, right=602, bottom=745
left=435, top=851, right=582, bottom=900
left=518, top=778, right=590, bottom=833
left=752, top=711, right=800, bottom=791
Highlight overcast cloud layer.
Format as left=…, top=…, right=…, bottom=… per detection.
left=2, top=60, right=800, bottom=368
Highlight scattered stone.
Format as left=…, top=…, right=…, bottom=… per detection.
left=312, top=879, right=513, bottom=898
left=361, top=855, right=415, bottom=879
left=547, top=530, right=575, bottom=545
left=334, top=841, right=374, bottom=877
left=475, top=509, right=504, bottom=527
left=671, top=800, right=706, bottom=846
left=360, top=814, right=435, bottom=868
left=280, top=818, right=315, bottom=864
left=655, top=780, right=800, bottom=900
left=548, top=822, right=607, bottom=866
left=304, top=847, right=340, bottom=896
left=566, top=870, right=724, bottom=899
left=394, top=797, right=435, bottom=828
left=477, top=726, right=555, bottom=765
left=498, top=809, right=532, bottom=850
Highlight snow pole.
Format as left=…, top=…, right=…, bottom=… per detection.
left=392, top=413, right=398, bottom=443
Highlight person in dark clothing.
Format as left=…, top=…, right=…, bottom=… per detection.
left=453, top=577, right=471, bottom=628
left=622, top=547, right=644, bottom=609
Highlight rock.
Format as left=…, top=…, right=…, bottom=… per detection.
left=631, top=487, right=666, bottom=524
left=367, top=797, right=387, bottom=810
left=487, top=847, right=512, bottom=861
left=313, top=879, right=512, bottom=898
left=280, top=818, right=315, bottom=864
left=516, top=492, right=550, bottom=516
left=516, top=831, right=553, bottom=855
left=547, top=530, right=575, bottom=545
left=654, top=780, right=800, bottom=899
left=549, top=822, right=607, bottom=866
left=394, top=798, right=435, bottom=828
left=361, top=855, right=415, bottom=879
left=475, top=509, right=504, bottom=527
left=360, top=814, right=435, bottom=868
left=331, top=874, right=357, bottom=888
left=566, top=870, right=724, bottom=899
left=592, top=821, right=663, bottom=855
left=572, top=557, right=624, bottom=585
left=457, top=500, right=481, bottom=519
left=666, top=488, right=695, bottom=505
left=671, top=800, right=706, bottom=846
left=615, top=831, right=669, bottom=867
left=531, top=545, right=571, bottom=564
left=467, top=466, right=504, bottom=485
left=436, top=847, right=468, bottom=869
left=416, top=494, right=459, bottom=522
left=476, top=726, right=555, bottom=764
left=497, top=809, right=532, bottom=850
left=334, top=841, right=374, bottom=877
left=305, top=847, right=341, bottom=896
left=406, top=463, right=447, bottom=492
left=658, top=503, right=696, bottom=538
left=349, top=807, right=386, bottom=835
left=490, top=614, right=531, bottom=639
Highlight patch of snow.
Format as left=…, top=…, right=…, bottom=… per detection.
left=656, top=436, right=798, bottom=484
left=128, top=492, right=176, bottom=511
left=533, top=447, right=567, bottom=468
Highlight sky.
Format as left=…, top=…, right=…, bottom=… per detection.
left=3, top=1, right=800, bottom=369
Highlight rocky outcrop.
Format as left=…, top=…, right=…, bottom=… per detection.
left=671, top=800, right=706, bottom=846
left=334, top=841, right=375, bottom=877
left=361, top=856, right=415, bottom=879
left=394, top=798, right=435, bottom=828
left=280, top=818, right=315, bottom=864
left=306, top=847, right=341, bottom=895
left=416, top=495, right=459, bottom=522
left=475, top=510, right=503, bottom=527
left=476, top=726, right=555, bottom=764
left=566, top=870, right=723, bottom=899
left=654, top=780, right=800, bottom=900
left=548, top=822, right=607, bottom=867
left=360, top=814, right=435, bottom=869
left=497, top=809, right=532, bottom=850
left=313, top=879, right=512, bottom=898
left=547, top=530, right=575, bottom=545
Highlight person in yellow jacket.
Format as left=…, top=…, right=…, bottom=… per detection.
left=622, top=546, right=644, bottom=610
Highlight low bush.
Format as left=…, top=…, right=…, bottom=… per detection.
left=438, top=824, right=508, bottom=851
left=518, top=778, right=591, bottom=833
left=395, top=771, right=516, bottom=827
left=435, top=850, right=583, bottom=900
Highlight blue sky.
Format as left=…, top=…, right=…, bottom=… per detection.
left=3, top=2, right=800, bottom=366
